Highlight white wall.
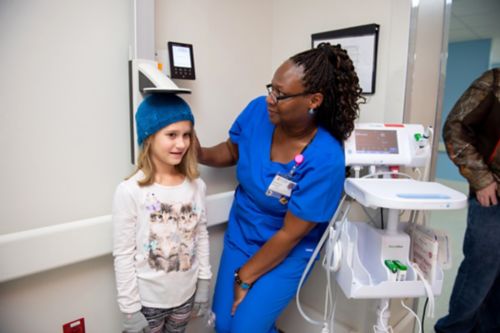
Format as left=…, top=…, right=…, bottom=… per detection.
left=0, top=0, right=133, bottom=234
left=0, top=256, right=119, bottom=333
left=0, top=1, right=132, bottom=331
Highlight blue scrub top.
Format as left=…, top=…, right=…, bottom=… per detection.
left=226, top=96, right=345, bottom=258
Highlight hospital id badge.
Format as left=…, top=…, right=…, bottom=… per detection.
left=265, top=174, right=296, bottom=199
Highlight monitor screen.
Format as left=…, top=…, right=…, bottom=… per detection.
left=355, top=129, right=398, bottom=154
left=167, top=41, right=195, bottom=80
left=172, top=45, right=192, bottom=68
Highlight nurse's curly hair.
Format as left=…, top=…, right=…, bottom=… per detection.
left=290, top=42, right=364, bottom=141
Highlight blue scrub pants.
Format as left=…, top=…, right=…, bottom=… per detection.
left=212, top=240, right=309, bottom=333
left=435, top=197, right=500, bottom=333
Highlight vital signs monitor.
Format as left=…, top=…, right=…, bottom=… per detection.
left=344, top=123, right=430, bottom=167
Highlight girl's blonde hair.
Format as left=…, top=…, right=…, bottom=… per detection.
left=127, top=128, right=199, bottom=186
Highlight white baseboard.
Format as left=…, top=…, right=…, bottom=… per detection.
left=0, top=191, right=234, bottom=283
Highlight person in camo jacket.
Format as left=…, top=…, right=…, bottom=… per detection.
left=435, top=68, right=500, bottom=333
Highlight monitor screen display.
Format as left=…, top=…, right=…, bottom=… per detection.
left=355, top=129, right=398, bottom=154
left=168, top=41, right=195, bottom=80
left=172, top=45, right=192, bottom=68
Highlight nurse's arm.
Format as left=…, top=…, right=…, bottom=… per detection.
left=238, top=211, right=316, bottom=284
left=196, top=137, right=238, bottom=167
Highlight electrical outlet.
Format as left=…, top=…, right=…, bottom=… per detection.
left=62, top=318, right=85, bottom=333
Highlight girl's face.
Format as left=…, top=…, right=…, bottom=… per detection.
left=150, top=120, right=192, bottom=169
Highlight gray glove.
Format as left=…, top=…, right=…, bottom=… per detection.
left=122, top=311, right=150, bottom=333
left=191, top=279, right=211, bottom=318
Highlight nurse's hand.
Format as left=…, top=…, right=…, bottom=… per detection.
left=193, top=133, right=202, bottom=159
left=231, top=283, right=249, bottom=316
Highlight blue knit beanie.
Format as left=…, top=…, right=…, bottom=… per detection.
left=136, top=94, right=194, bottom=145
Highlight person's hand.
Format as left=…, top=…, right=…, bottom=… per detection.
left=191, top=279, right=211, bottom=318
left=476, top=182, right=498, bottom=207
left=231, top=282, right=249, bottom=316
left=122, top=311, right=150, bottom=333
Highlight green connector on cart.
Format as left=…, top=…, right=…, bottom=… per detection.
left=384, top=259, right=398, bottom=273
left=393, top=260, right=408, bottom=271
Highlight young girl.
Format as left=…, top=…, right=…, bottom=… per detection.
left=112, top=93, right=211, bottom=333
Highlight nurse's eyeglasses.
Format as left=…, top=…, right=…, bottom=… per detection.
left=266, top=84, right=311, bottom=104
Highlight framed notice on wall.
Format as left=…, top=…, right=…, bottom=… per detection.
left=312, top=24, right=380, bottom=94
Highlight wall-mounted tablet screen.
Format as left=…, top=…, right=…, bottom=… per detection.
left=168, top=41, right=195, bottom=80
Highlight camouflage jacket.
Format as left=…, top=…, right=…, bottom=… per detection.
left=443, top=68, right=500, bottom=196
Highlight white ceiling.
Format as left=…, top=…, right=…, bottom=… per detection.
left=449, top=0, right=500, bottom=42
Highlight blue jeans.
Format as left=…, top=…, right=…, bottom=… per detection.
left=435, top=197, right=500, bottom=333
left=212, top=240, right=309, bottom=333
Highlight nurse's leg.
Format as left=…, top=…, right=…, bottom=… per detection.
left=230, top=256, right=308, bottom=333
left=212, top=242, right=249, bottom=333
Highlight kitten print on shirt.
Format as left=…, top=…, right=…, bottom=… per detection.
left=143, top=192, right=200, bottom=273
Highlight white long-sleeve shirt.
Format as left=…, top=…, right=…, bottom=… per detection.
left=112, top=171, right=211, bottom=313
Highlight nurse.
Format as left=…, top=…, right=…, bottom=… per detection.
left=198, top=43, right=364, bottom=333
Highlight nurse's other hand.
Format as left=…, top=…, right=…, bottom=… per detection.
left=231, top=284, right=248, bottom=316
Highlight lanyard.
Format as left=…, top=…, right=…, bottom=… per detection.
left=288, top=130, right=315, bottom=176
left=289, top=154, right=304, bottom=177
